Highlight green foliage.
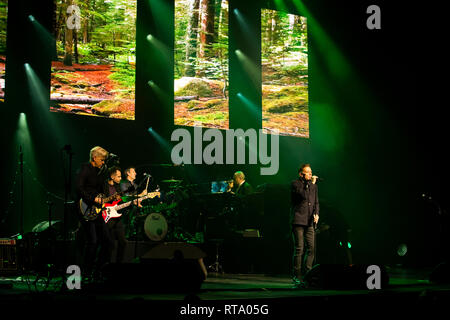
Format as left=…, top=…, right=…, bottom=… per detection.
left=54, top=0, right=136, bottom=65
left=175, top=0, right=229, bottom=81
left=109, top=62, right=135, bottom=90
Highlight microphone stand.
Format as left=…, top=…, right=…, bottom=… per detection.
left=133, top=175, right=151, bottom=261
left=60, top=145, right=74, bottom=290
left=19, top=146, right=24, bottom=238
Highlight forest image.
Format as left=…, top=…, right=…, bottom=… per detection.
left=50, top=0, right=136, bottom=120
left=262, top=9, right=309, bottom=138
left=175, top=0, right=229, bottom=129
left=0, top=0, right=7, bottom=102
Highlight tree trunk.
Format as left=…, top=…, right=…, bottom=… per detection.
left=185, top=0, right=200, bottom=77
left=63, top=0, right=74, bottom=66
left=217, top=0, right=227, bottom=41
left=74, top=29, right=79, bottom=64
left=198, top=0, right=215, bottom=59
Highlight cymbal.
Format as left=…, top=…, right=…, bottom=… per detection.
left=161, top=179, right=182, bottom=183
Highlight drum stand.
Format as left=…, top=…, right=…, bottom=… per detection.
left=207, top=239, right=224, bottom=274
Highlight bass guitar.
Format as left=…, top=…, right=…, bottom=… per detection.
left=101, top=190, right=161, bottom=223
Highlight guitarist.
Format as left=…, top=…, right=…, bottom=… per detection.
left=104, top=166, right=128, bottom=263
left=76, top=146, right=115, bottom=280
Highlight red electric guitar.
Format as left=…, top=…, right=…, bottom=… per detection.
left=101, top=190, right=161, bottom=223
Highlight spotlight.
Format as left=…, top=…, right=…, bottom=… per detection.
left=233, top=8, right=240, bottom=15
left=147, top=34, right=153, bottom=41
left=28, top=15, right=35, bottom=22
left=148, top=127, right=153, bottom=133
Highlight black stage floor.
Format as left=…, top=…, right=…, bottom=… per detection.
left=1, top=266, right=449, bottom=316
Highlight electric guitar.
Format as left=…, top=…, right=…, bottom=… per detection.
left=101, top=190, right=161, bottom=223
left=79, top=192, right=124, bottom=221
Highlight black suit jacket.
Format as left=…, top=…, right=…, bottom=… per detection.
left=290, top=178, right=319, bottom=226
left=235, top=181, right=254, bottom=196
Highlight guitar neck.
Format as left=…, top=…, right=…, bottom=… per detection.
left=115, top=192, right=159, bottom=210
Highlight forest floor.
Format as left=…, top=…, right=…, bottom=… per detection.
left=262, top=63, right=309, bottom=138
left=174, top=77, right=229, bottom=129
left=50, top=60, right=135, bottom=120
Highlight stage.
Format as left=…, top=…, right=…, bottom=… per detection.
left=1, top=266, right=449, bottom=315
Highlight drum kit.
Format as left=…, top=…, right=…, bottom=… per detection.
left=128, top=176, right=239, bottom=243
left=127, top=178, right=201, bottom=243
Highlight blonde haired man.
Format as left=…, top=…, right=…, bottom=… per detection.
left=76, top=146, right=114, bottom=281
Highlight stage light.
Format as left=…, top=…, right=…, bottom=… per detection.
left=147, top=127, right=171, bottom=152
left=28, top=15, right=35, bottom=22
left=234, top=51, right=259, bottom=89
left=146, top=34, right=170, bottom=64
left=148, top=80, right=169, bottom=102
left=236, top=92, right=260, bottom=118
left=347, top=242, right=352, bottom=249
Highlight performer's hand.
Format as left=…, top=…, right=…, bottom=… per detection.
left=94, top=197, right=103, bottom=204
left=312, top=176, right=318, bottom=184
left=313, top=214, right=319, bottom=224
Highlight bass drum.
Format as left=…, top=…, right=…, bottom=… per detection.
left=144, top=212, right=168, bottom=241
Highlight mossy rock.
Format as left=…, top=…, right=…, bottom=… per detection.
left=187, top=100, right=202, bottom=109
left=268, top=86, right=308, bottom=99
left=264, top=97, right=308, bottom=113
left=175, top=77, right=214, bottom=97
left=187, top=98, right=225, bottom=110
left=193, top=111, right=227, bottom=122
left=204, top=99, right=225, bottom=108
left=92, top=100, right=122, bottom=116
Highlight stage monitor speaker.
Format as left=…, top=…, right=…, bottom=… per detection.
left=102, top=242, right=207, bottom=293
left=304, top=264, right=389, bottom=290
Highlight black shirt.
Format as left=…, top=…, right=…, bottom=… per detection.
left=76, top=162, right=104, bottom=206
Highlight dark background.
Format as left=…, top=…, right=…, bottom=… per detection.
left=1, top=0, right=446, bottom=273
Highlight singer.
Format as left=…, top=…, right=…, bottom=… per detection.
left=290, top=164, right=320, bottom=288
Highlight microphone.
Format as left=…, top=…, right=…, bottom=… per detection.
left=143, top=173, right=152, bottom=178
left=313, top=175, right=324, bottom=182
left=108, top=153, right=119, bottom=159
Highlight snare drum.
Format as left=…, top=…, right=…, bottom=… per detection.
left=144, top=212, right=168, bottom=241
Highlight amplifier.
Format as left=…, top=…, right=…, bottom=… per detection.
left=0, top=239, right=19, bottom=274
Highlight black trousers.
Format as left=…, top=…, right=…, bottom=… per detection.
left=292, top=224, right=315, bottom=280
left=81, top=217, right=115, bottom=275
left=108, top=219, right=128, bottom=263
